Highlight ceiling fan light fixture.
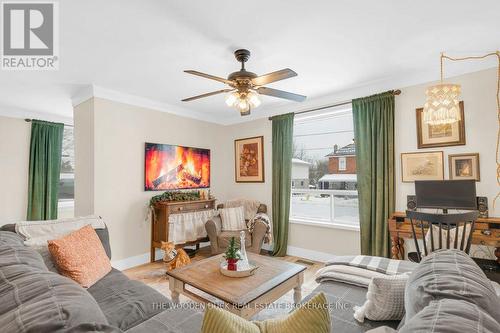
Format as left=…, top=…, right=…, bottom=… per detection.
left=225, top=91, right=239, bottom=107
left=247, top=90, right=261, bottom=108
left=236, top=98, right=250, bottom=112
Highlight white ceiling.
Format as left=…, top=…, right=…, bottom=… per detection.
left=1, top=0, right=499, bottom=125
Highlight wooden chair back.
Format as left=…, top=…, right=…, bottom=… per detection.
left=405, top=210, right=479, bottom=262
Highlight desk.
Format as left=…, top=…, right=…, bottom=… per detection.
left=388, top=212, right=500, bottom=263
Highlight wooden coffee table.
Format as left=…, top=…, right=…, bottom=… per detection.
left=166, top=253, right=306, bottom=319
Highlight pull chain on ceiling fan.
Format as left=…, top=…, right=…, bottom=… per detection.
left=182, top=49, right=306, bottom=116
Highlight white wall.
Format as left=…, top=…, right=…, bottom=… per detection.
left=395, top=68, right=499, bottom=216
left=0, top=116, right=30, bottom=223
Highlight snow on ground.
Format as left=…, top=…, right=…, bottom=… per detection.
left=291, top=194, right=359, bottom=226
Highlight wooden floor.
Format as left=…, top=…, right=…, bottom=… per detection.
left=124, top=246, right=324, bottom=315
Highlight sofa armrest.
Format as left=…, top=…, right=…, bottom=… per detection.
left=249, top=219, right=268, bottom=254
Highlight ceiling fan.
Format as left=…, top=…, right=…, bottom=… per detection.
left=182, top=49, right=306, bottom=116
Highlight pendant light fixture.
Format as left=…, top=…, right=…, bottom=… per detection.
left=424, top=52, right=500, bottom=206
left=423, top=53, right=462, bottom=125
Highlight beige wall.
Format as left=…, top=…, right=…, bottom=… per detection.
left=0, top=116, right=30, bottom=223
left=216, top=118, right=272, bottom=210
left=65, top=67, right=500, bottom=264
left=74, top=99, right=95, bottom=216
left=395, top=68, right=499, bottom=216
left=74, top=97, right=225, bottom=262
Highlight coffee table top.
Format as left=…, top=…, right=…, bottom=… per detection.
left=166, top=253, right=306, bottom=306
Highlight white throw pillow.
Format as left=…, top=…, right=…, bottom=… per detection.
left=354, top=273, right=408, bottom=322
left=219, top=206, right=246, bottom=231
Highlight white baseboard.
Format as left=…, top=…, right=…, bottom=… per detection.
left=112, top=249, right=163, bottom=271
left=286, top=245, right=333, bottom=263
left=111, top=242, right=212, bottom=271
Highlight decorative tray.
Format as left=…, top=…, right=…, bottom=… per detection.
left=219, top=262, right=259, bottom=278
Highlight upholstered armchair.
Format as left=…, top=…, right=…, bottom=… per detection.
left=205, top=200, right=269, bottom=255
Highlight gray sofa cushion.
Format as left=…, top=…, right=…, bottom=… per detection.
left=399, top=299, right=500, bottom=333
left=125, top=303, right=203, bottom=333
left=88, top=268, right=172, bottom=331
left=405, top=249, right=500, bottom=322
left=304, top=281, right=399, bottom=333
left=0, top=231, right=111, bottom=333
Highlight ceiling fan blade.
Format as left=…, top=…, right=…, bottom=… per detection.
left=257, top=87, right=306, bottom=102
left=182, top=89, right=233, bottom=102
left=184, top=70, right=234, bottom=85
left=252, top=68, right=297, bottom=86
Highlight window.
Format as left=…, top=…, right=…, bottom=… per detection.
left=290, top=106, right=359, bottom=228
left=338, top=157, right=346, bottom=171
left=58, top=126, right=74, bottom=218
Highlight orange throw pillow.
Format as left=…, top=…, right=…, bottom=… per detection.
left=48, top=224, right=112, bottom=288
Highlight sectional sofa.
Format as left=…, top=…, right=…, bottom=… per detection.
left=1, top=221, right=499, bottom=333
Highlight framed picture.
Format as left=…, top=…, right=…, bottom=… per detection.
left=449, top=153, right=480, bottom=181
left=416, top=101, right=466, bottom=149
left=401, top=151, right=444, bottom=182
left=234, top=136, right=265, bottom=183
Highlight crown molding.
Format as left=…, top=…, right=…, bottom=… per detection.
left=71, top=84, right=221, bottom=124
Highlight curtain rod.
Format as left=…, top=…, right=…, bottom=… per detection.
left=25, top=118, right=74, bottom=127
left=269, top=89, right=401, bottom=119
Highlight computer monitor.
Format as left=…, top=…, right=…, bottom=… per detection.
left=415, top=180, right=477, bottom=211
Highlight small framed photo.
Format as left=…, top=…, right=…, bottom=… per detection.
left=234, top=136, right=265, bottom=183
left=401, top=151, right=444, bottom=182
left=416, top=101, right=466, bottom=149
left=448, top=153, right=480, bottom=181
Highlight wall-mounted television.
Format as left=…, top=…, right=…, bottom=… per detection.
left=144, top=142, right=210, bottom=191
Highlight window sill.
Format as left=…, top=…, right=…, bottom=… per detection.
left=290, top=218, right=360, bottom=231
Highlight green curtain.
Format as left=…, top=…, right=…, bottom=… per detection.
left=271, top=113, right=294, bottom=256
left=352, top=91, right=395, bottom=257
left=27, top=120, right=64, bottom=220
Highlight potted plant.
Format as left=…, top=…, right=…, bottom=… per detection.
left=224, top=237, right=241, bottom=271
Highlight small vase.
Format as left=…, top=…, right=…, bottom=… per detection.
left=227, top=258, right=238, bottom=271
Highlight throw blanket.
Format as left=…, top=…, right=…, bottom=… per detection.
left=224, top=199, right=261, bottom=220
left=325, top=255, right=417, bottom=275
left=315, top=255, right=417, bottom=288
left=168, top=209, right=217, bottom=244
left=247, top=212, right=272, bottom=244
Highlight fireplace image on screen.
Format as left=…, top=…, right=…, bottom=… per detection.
left=145, top=142, right=210, bottom=190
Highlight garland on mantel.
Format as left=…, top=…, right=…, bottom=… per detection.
left=149, top=190, right=201, bottom=207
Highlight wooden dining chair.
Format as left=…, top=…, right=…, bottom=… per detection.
left=405, top=210, right=479, bottom=263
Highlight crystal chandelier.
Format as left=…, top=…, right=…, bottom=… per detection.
left=423, top=53, right=461, bottom=125
left=225, top=89, right=261, bottom=116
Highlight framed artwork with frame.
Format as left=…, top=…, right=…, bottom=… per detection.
left=401, top=151, right=444, bottom=183
left=416, top=101, right=466, bottom=149
left=234, top=136, right=265, bottom=183
left=448, top=153, right=480, bottom=181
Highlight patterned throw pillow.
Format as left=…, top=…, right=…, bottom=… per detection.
left=354, top=273, right=408, bottom=322
left=48, top=225, right=112, bottom=288
left=202, top=293, right=330, bottom=333
left=219, top=206, right=246, bottom=231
